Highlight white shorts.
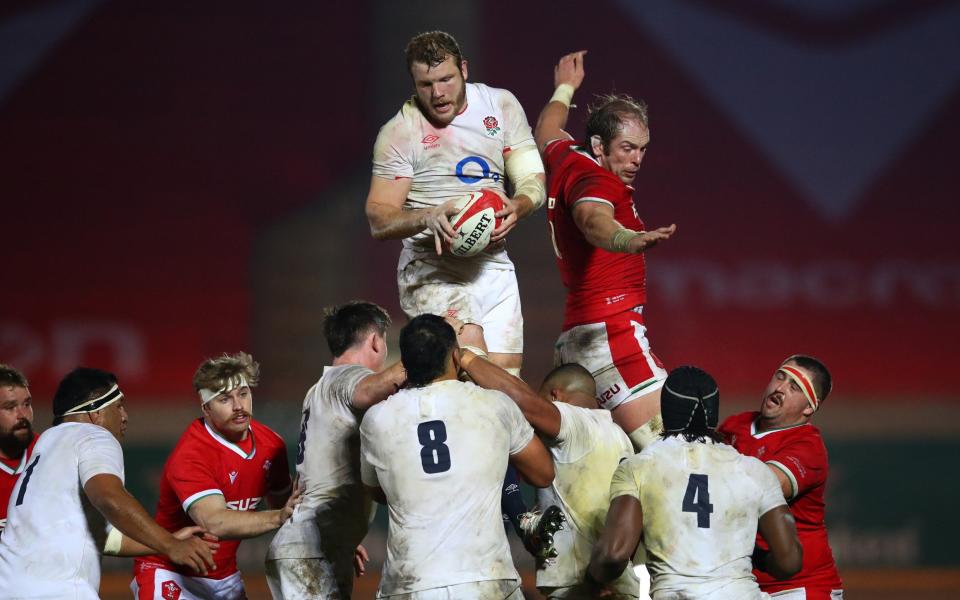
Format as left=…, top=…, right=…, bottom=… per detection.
left=131, top=567, right=245, bottom=600
left=398, top=257, right=523, bottom=354
left=378, top=579, right=523, bottom=599
left=769, top=589, right=844, bottom=599
left=554, top=307, right=666, bottom=410
left=652, top=579, right=768, bottom=600
left=265, top=554, right=353, bottom=600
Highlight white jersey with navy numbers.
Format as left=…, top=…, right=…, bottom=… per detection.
left=267, top=364, right=375, bottom=560
left=360, top=379, right=533, bottom=596
left=610, top=436, right=785, bottom=599
left=537, top=402, right=641, bottom=597
left=0, top=422, right=125, bottom=599
left=372, top=82, right=538, bottom=268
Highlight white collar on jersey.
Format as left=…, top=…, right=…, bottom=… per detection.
left=0, top=448, right=29, bottom=475
left=203, top=420, right=256, bottom=460
left=750, top=418, right=810, bottom=439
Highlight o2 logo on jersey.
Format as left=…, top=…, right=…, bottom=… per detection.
left=455, top=156, right=502, bottom=184
left=226, top=496, right=262, bottom=511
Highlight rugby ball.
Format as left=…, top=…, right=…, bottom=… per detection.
left=448, top=190, right=504, bottom=257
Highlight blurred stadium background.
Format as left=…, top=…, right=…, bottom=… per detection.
left=3, top=0, right=960, bottom=598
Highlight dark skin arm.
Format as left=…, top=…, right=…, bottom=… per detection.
left=508, top=435, right=555, bottom=488
left=83, top=474, right=216, bottom=574
left=588, top=495, right=643, bottom=584
left=755, top=505, right=803, bottom=579
left=459, top=350, right=562, bottom=439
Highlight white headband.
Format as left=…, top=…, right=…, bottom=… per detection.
left=61, top=384, right=124, bottom=416
left=198, top=374, right=249, bottom=405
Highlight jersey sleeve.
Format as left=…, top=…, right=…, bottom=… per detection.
left=764, top=435, right=827, bottom=500
left=748, top=457, right=789, bottom=516
left=495, top=391, right=535, bottom=455
left=77, top=428, right=125, bottom=486
left=167, top=443, right=224, bottom=512
left=496, top=88, right=536, bottom=152
left=328, top=365, right=374, bottom=411
left=371, top=116, right=414, bottom=179
left=609, top=455, right=644, bottom=502
left=566, top=172, right=628, bottom=211
left=359, top=408, right=382, bottom=488
left=553, top=403, right=592, bottom=463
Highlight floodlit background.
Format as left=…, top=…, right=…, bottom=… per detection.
left=3, top=1, right=959, bottom=598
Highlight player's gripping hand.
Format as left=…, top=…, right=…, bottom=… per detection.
left=172, top=525, right=220, bottom=549
left=627, top=223, right=677, bottom=253
left=164, top=532, right=218, bottom=576
left=555, top=50, right=587, bottom=91
left=276, top=476, right=305, bottom=525
left=354, top=544, right=369, bottom=577
left=425, top=198, right=460, bottom=255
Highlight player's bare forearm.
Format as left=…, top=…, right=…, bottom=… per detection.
left=188, top=495, right=292, bottom=539
left=758, top=506, right=803, bottom=579
left=84, top=474, right=179, bottom=557
left=461, top=351, right=561, bottom=439
left=352, top=361, right=407, bottom=410
left=573, top=201, right=676, bottom=254
left=535, top=101, right=573, bottom=152
left=366, top=200, right=429, bottom=241
left=589, top=495, right=643, bottom=583
left=509, top=435, right=555, bottom=488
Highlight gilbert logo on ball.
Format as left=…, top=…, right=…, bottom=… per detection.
left=448, top=190, right=504, bottom=257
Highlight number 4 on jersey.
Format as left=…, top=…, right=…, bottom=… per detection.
left=682, top=473, right=713, bottom=528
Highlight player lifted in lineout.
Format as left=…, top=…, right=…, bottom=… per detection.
left=534, top=51, right=676, bottom=451
left=365, top=30, right=545, bottom=377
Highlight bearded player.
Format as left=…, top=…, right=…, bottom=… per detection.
left=0, top=364, right=38, bottom=536
left=132, top=353, right=301, bottom=599
left=719, top=355, right=844, bottom=599
left=534, top=51, right=676, bottom=452
left=365, top=30, right=545, bottom=377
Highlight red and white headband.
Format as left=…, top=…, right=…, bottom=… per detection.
left=779, top=365, right=819, bottom=412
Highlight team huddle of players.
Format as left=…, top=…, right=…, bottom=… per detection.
left=0, top=30, right=844, bottom=600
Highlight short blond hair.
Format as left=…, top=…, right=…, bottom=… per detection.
left=193, top=352, right=260, bottom=392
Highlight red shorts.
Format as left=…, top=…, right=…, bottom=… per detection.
left=554, top=307, right=666, bottom=410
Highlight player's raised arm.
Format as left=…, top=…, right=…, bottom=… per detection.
left=573, top=198, right=677, bottom=255
left=350, top=360, right=407, bottom=411
left=458, top=348, right=561, bottom=439
left=83, top=474, right=217, bottom=574
left=535, top=51, right=586, bottom=152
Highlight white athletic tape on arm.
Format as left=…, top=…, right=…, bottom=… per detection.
left=103, top=526, right=123, bottom=555
left=550, top=83, right=575, bottom=107
left=505, top=145, right=546, bottom=210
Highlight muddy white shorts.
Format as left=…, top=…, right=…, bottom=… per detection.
left=131, top=567, right=245, bottom=600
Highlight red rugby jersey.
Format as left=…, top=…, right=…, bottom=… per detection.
left=0, top=433, right=39, bottom=534
left=719, top=411, right=843, bottom=593
left=134, top=418, right=290, bottom=580
left=543, top=139, right=648, bottom=329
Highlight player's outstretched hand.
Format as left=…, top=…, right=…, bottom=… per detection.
left=165, top=533, right=217, bottom=576
left=281, top=476, right=304, bottom=520
left=627, top=223, right=677, bottom=253
left=492, top=194, right=520, bottom=242
left=444, top=315, right=466, bottom=337
left=555, top=50, right=587, bottom=91
left=426, top=198, right=460, bottom=255
left=353, top=544, right=369, bottom=577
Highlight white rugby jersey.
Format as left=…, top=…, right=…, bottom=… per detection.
left=0, top=422, right=125, bottom=599
left=360, top=379, right=534, bottom=595
left=372, top=82, right=539, bottom=268
left=267, top=364, right=375, bottom=560
left=537, top=403, right=640, bottom=597
left=611, top=436, right=785, bottom=598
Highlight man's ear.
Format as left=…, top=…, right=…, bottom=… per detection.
left=590, top=134, right=604, bottom=157
left=460, top=59, right=469, bottom=81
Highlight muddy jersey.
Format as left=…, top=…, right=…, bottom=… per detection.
left=543, top=139, right=648, bottom=329
left=267, top=364, right=375, bottom=560
left=0, top=423, right=124, bottom=599
left=372, top=82, right=539, bottom=269
left=360, top=380, right=533, bottom=595
left=135, top=418, right=290, bottom=580
left=720, top=412, right=843, bottom=593
left=536, top=403, right=639, bottom=596
left=611, top=436, right=785, bottom=597
left=0, top=432, right=38, bottom=534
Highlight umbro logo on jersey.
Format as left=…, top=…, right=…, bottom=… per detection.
left=161, top=580, right=182, bottom=600
left=421, top=134, right=440, bottom=149
left=228, top=471, right=238, bottom=484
